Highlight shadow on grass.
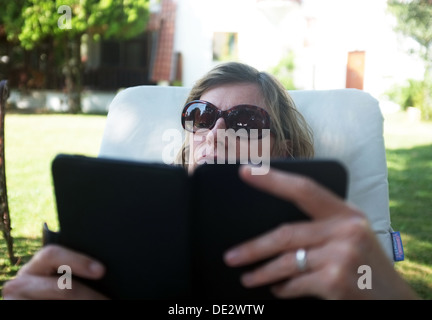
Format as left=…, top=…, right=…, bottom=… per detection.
left=0, top=237, right=42, bottom=296
left=387, top=144, right=432, bottom=241
left=387, top=143, right=432, bottom=299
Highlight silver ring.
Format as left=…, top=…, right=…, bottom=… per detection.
left=295, top=248, right=307, bottom=272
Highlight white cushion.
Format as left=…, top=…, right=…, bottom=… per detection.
left=99, top=85, right=395, bottom=261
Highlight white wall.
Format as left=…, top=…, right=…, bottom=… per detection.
left=299, top=0, right=424, bottom=97
left=174, top=0, right=303, bottom=87
left=174, top=0, right=424, bottom=99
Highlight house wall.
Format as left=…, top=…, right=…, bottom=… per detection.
left=173, top=0, right=424, bottom=101
left=174, top=0, right=304, bottom=87
left=292, top=0, right=424, bottom=97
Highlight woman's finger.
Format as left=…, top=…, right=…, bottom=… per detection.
left=225, top=218, right=331, bottom=266
left=239, top=165, right=363, bottom=220
left=18, top=244, right=105, bottom=280
left=224, top=211, right=369, bottom=266
left=3, top=274, right=108, bottom=300
left=270, top=269, right=330, bottom=300
left=239, top=245, right=319, bottom=288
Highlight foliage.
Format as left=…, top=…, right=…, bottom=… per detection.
left=1, top=0, right=150, bottom=48
left=387, top=0, right=432, bottom=64
left=386, top=79, right=432, bottom=120
left=387, top=0, right=432, bottom=121
left=0, top=0, right=151, bottom=113
left=386, top=78, right=425, bottom=109
left=269, top=51, right=297, bottom=90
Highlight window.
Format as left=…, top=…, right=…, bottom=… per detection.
left=212, top=32, right=238, bottom=62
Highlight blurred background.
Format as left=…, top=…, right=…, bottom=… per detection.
left=0, top=0, right=431, bottom=299
left=0, top=0, right=431, bottom=118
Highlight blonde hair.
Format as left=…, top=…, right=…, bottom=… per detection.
left=175, top=62, right=314, bottom=168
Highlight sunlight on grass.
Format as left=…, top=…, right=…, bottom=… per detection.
left=384, top=112, right=432, bottom=150
left=0, top=237, right=42, bottom=289
left=1, top=114, right=107, bottom=295
left=395, top=256, right=432, bottom=300
left=4, top=114, right=107, bottom=237
left=383, top=110, right=432, bottom=300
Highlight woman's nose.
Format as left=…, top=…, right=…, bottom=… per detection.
left=206, top=117, right=227, bottom=143
left=212, top=117, right=227, bottom=131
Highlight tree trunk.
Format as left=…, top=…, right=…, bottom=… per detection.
left=63, top=35, right=82, bottom=114
left=423, top=54, right=432, bottom=121
left=0, top=80, right=17, bottom=265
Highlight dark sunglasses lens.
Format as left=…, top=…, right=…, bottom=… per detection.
left=183, top=102, right=216, bottom=132
left=226, top=107, right=270, bottom=137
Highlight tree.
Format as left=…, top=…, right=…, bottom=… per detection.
left=0, top=80, right=17, bottom=265
left=387, top=0, right=432, bottom=120
left=1, top=0, right=150, bottom=113
left=269, top=51, right=297, bottom=90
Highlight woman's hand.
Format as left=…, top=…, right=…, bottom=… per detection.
left=3, top=244, right=108, bottom=300
left=224, top=165, right=419, bottom=300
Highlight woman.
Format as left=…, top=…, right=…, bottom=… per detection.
left=176, top=62, right=313, bottom=174
left=2, top=62, right=419, bottom=300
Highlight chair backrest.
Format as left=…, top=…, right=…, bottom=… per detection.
left=99, top=85, right=395, bottom=261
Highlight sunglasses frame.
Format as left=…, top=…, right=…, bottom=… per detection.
left=181, top=100, right=271, bottom=138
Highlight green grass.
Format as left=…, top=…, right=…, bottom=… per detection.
left=4, top=114, right=107, bottom=236
left=0, top=111, right=431, bottom=299
left=383, top=112, right=432, bottom=299
left=1, top=113, right=107, bottom=296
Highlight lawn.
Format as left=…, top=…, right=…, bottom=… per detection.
left=383, top=111, right=432, bottom=299
left=0, top=113, right=107, bottom=294
left=0, top=110, right=431, bottom=299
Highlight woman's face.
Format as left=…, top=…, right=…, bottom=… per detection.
left=187, top=83, right=276, bottom=174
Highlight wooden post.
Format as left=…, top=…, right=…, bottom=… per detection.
left=0, top=80, right=17, bottom=265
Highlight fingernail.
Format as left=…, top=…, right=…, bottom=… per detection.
left=240, top=164, right=253, bottom=176
left=89, top=261, right=105, bottom=276
left=224, top=249, right=240, bottom=265
left=241, top=273, right=253, bottom=287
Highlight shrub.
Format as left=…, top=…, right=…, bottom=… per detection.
left=386, top=79, right=432, bottom=121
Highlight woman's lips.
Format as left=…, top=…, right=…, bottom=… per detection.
left=196, top=153, right=217, bottom=164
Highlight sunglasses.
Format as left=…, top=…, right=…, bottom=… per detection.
left=181, top=100, right=271, bottom=139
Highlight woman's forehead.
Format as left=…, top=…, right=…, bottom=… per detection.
left=200, top=83, right=265, bottom=109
